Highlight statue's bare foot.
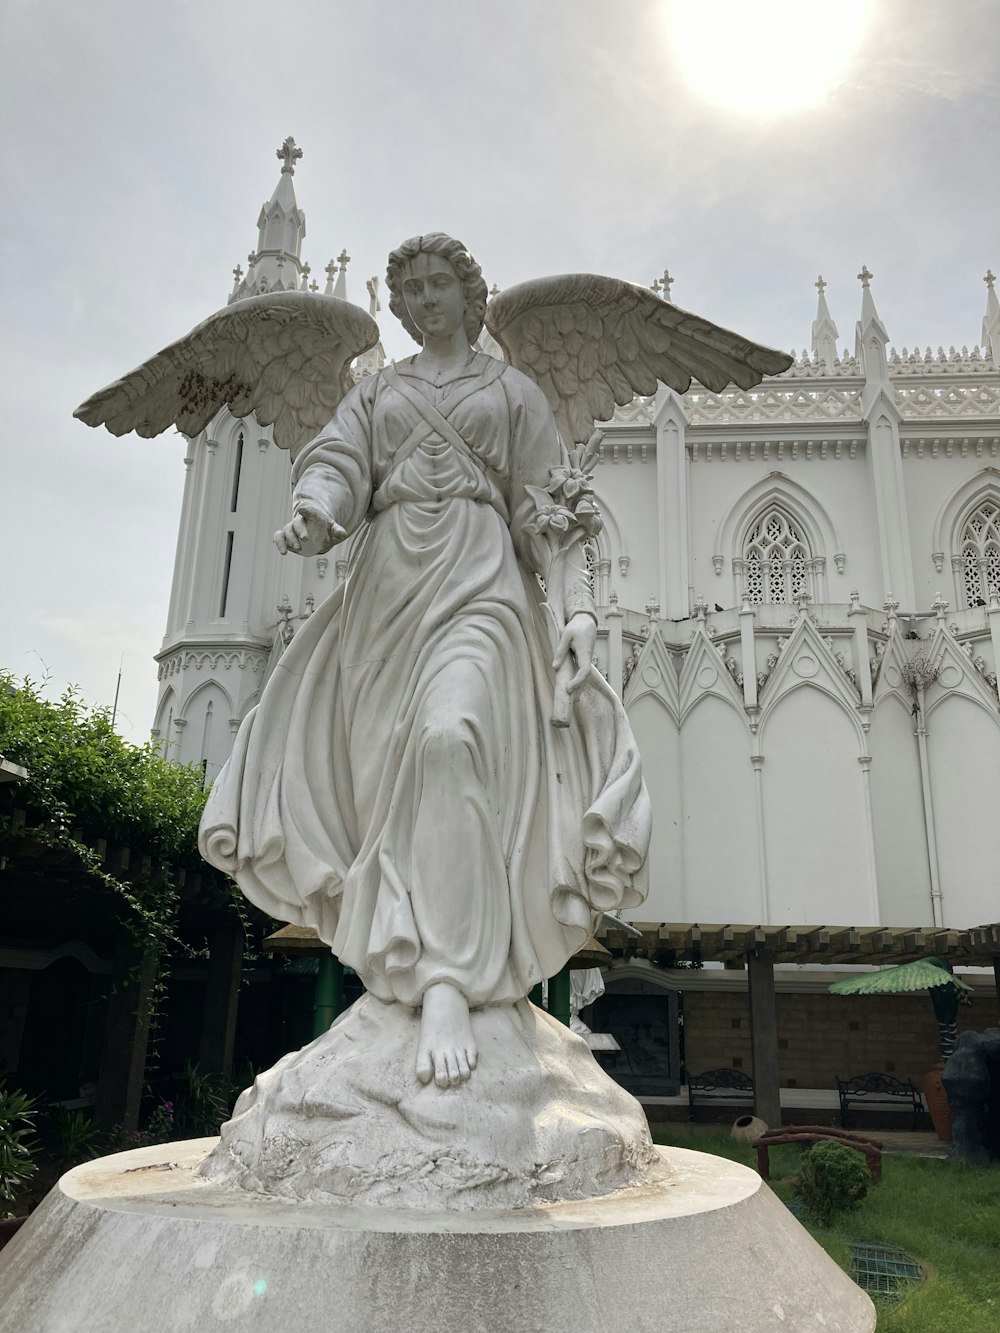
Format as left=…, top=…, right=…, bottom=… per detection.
left=416, top=982, right=478, bottom=1088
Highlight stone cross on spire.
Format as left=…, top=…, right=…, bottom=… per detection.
left=983, top=269, right=1000, bottom=369
left=857, top=264, right=873, bottom=289
left=277, top=136, right=303, bottom=175
left=333, top=249, right=350, bottom=300
left=811, top=274, right=838, bottom=372
left=660, top=269, right=674, bottom=302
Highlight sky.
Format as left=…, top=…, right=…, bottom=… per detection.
left=1, top=0, right=998, bottom=741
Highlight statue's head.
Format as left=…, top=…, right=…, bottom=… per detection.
left=386, top=233, right=488, bottom=347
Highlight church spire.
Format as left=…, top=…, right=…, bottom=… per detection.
left=229, top=138, right=307, bottom=303
left=982, top=268, right=1000, bottom=369
left=855, top=264, right=890, bottom=389
left=810, top=275, right=839, bottom=372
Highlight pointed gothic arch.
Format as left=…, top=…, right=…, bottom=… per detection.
left=714, top=477, right=842, bottom=607
left=715, top=477, right=839, bottom=607
left=932, top=470, right=1000, bottom=609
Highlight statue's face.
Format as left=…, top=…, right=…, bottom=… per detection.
left=399, top=252, right=466, bottom=341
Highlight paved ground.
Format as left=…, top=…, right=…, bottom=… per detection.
left=873, top=1129, right=950, bottom=1159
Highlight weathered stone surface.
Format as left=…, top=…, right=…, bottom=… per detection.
left=0, top=1143, right=875, bottom=1333
left=201, top=995, right=663, bottom=1209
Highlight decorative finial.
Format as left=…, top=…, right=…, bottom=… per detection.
left=338, top=248, right=351, bottom=272
left=815, top=275, right=827, bottom=294
left=692, top=593, right=708, bottom=622
left=849, top=588, right=862, bottom=613
left=324, top=259, right=337, bottom=296
left=646, top=595, right=662, bottom=621
left=300, top=261, right=311, bottom=290
left=660, top=269, right=674, bottom=302
left=883, top=593, right=899, bottom=625
left=795, top=590, right=813, bottom=616
left=650, top=277, right=661, bottom=294
left=232, top=263, right=243, bottom=284
left=247, top=252, right=257, bottom=267
left=932, top=592, right=949, bottom=622
left=489, top=283, right=501, bottom=299
left=276, top=136, right=303, bottom=175
left=985, top=269, right=997, bottom=291
left=857, top=264, right=873, bottom=289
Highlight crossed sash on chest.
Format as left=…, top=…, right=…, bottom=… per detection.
left=373, top=360, right=508, bottom=516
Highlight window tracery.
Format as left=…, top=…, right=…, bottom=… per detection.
left=959, top=500, right=1000, bottom=607
left=740, top=507, right=812, bottom=605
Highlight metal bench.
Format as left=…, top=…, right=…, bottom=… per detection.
left=836, top=1072, right=925, bottom=1130
left=687, top=1067, right=754, bottom=1120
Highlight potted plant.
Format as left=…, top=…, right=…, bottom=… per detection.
left=0, top=1082, right=39, bottom=1250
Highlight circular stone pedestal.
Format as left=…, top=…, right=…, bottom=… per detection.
left=0, top=1141, right=875, bottom=1333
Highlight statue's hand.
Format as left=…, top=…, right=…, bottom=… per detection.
left=274, top=505, right=346, bottom=557
left=553, top=612, right=597, bottom=697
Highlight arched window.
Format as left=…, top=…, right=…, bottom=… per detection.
left=740, top=507, right=811, bottom=605
left=958, top=500, right=1000, bottom=607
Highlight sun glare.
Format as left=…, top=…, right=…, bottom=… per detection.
left=663, top=0, right=871, bottom=115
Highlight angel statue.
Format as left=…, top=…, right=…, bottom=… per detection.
left=77, top=234, right=790, bottom=1207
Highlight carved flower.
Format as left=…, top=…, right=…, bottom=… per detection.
left=547, top=464, right=593, bottom=504
left=532, top=503, right=574, bottom=536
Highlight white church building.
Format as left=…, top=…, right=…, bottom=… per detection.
left=153, top=143, right=1000, bottom=943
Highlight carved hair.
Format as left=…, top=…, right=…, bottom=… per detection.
left=385, top=233, right=488, bottom=346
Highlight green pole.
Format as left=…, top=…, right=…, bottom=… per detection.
left=548, top=965, right=572, bottom=1027
left=314, top=953, right=344, bottom=1038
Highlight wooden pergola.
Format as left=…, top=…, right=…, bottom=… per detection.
left=261, top=918, right=1000, bottom=1128
left=596, top=919, right=1000, bottom=1126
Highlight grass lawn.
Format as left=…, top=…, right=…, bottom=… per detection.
left=650, top=1124, right=1000, bottom=1332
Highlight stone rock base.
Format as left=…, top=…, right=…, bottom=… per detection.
left=0, top=1141, right=875, bottom=1333
left=202, top=995, right=663, bottom=1209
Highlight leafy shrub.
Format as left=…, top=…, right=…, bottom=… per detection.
left=43, top=1108, right=105, bottom=1173
left=0, top=1084, right=39, bottom=1218
left=173, top=1062, right=230, bottom=1138
left=795, top=1140, right=870, bottom=1226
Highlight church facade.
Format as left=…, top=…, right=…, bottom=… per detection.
left=153, top=145, right=1000, bottom=938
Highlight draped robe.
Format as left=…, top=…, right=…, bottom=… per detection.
left=199, top=352, right=650, bottom=1007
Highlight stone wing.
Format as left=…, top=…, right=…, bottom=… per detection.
left=485, top=274, right=793, bottom=445
left=74, top=291, right=380, bottom=459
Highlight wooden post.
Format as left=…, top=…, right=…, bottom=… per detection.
left=95, top=932, right=159, bottom=1131
left=747, top=948, right=782, bottom=1130
left=198, top=918, right=245, bottom=1079
left=548, top=966, right=572, bottom=1027
left=314, top=952, right=344, bottom=1038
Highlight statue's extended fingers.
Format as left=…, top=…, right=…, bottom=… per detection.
left=567, top=662, right=590, bottom=694
left=273, top=530, right=288, bottom=554
left=291, top=513, right=309, bottom=541
left=552, top=625, right=573, bottom=669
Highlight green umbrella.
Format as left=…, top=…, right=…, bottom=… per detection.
left=829, top=957, right=974, bottom=997
left=829, top=957, right=973, bottom=1058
